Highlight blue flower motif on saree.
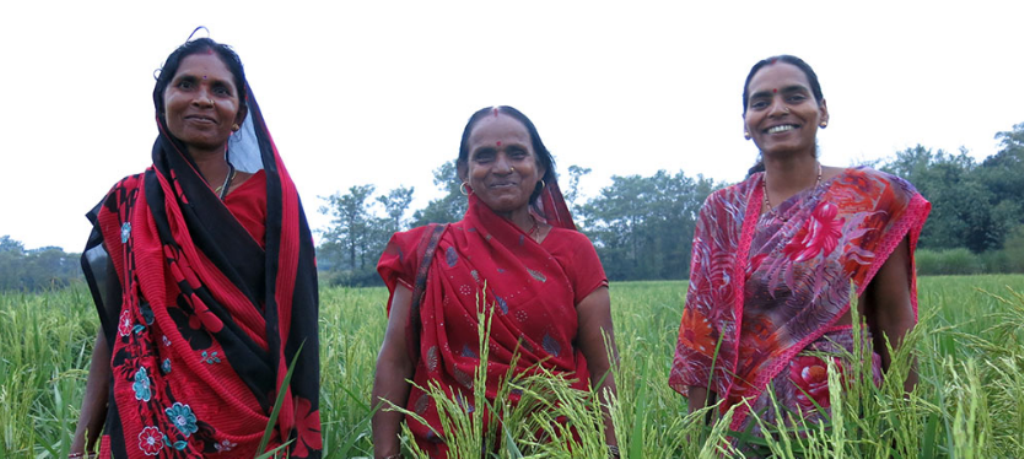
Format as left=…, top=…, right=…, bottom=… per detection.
left=165, top=402, right=198, bottom=438
left=133, top=367, right=152, bottom=402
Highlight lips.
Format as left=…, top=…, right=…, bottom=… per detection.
left=184, top=115, right=217, bottom=124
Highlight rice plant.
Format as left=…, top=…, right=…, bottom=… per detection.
left=2, top=275, right=1023, bottom=457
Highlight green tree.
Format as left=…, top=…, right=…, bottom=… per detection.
left=581, top=170, right=716, bottom=281
left=319, top=185, right=377, bottom=271
left=412, top=160, right=466, bottom=226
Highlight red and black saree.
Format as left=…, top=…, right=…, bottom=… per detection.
left=81, top=85, right=320, bottom=458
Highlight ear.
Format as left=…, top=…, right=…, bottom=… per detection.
left=234, top=103, right=249, bottom=128
left=818, top=99, right=829, bottom=126
left=457, top=160, right=468, bottom=183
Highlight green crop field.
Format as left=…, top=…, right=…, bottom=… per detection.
left=2, top=276, right=1023, bottom=458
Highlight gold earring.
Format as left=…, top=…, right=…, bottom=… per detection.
left=744, top=131, right=751, bottom=140
left=819, top=121, right=828, bottom=128
left=460, top=182, right=470, bottom=196
left=231, top=123, right=240, bottom=131
left=538, top=179, right=546, bottom=189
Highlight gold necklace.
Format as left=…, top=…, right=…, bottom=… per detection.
left=762, top=162, right=822, bottom=221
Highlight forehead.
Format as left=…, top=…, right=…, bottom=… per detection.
left=468, top=114, right=532, bottom=147
left=174, top=53, right=234, bottom=82
left=748, top=63, right=811, bottom=93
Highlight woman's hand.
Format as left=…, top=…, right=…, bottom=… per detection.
left=860, top=237, right=918, bottom=392
left=576, top=286, right=619, bottom=447
left=70, top=331, right=111, bottom=456
left=372, top=284, right=416, bottom=459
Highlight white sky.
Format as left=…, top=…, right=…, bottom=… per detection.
left=1, top=1, right=1021, bottom=252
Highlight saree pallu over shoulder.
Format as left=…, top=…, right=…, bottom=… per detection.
left=81, top=85, right=320, bottom=458
left=669, top=166, right=930, bottom=431
left=378, top=191, right=606, bottom=458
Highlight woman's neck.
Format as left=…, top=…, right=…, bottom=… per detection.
left=189, top=146, right=230, bottom=185
left=494, top=206, right=536, bottom=234
left=763, top=153, right=819, bottom=197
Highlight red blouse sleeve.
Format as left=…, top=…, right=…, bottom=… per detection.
left=377, top=226, right=432, bottom=308
left=546, top=229, right=609, bottom=305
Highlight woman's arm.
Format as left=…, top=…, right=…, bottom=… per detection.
left=71, top=331, right=111, bottom=456
left=576, top=286, right=619, bottom=447
left=860, top=237, right=918, bottom=392
left=371, top=284, right=416, bottom=459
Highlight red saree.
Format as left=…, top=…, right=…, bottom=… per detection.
left=377, top=184, right=607, bottom=458
left=81, top=85, right=321, bottom=458
left=669, top=166, right=930, bottom=433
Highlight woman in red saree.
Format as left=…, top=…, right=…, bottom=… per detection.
left=72, top=36, right=321, bottom=458
left=373, top=106, right=619, bottom=458
left=669, top=56, right=930, bottom=437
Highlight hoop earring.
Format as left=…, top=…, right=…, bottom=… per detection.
left=232, top=123, right=240, bottom=131
left=460, top=182, right=470, bottom=196
left=819, top=121, right=828, bottom=128
left=744, top=131, right=751, bottom=140
left=538, top=179, right=546, bottom=190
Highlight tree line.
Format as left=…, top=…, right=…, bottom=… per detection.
left=0, top=236, right=82, bottom=291
left=2, top=123, right=1022, bottom=291
left=316, top=122, right=1024, bottom=286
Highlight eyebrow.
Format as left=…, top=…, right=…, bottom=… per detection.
left=750, top=85, right=809, bottom=100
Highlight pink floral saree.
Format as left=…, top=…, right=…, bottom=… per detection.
left=669, top=166, right=930, bottom=432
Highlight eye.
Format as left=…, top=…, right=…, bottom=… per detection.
left=213, top=85, right=231, bottom=96
left=750, top=99, right=769, bottom=110
left=472, top=149, right=495, bottom=163
left=788, top=94, right=807, bottom=103
left=177, top=79, right=194, bottom=90
left=508, top=148, right=528, bottom=159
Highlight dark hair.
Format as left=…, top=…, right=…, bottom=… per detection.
left=458, top=106, right=556, bottom=203
left=153, top=37, right=247, bottom=118
left=743, top=55, right=825, bottom=175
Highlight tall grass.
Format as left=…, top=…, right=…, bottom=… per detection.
left=2, top=275, right=1023, bottom=457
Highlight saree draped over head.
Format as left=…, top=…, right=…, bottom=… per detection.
left=669, top=166, right=930, bottom=432
left=377, top=182, right=607, bottom=458
left=81, top=84, right=321, bottom=458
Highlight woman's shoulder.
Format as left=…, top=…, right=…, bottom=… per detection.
left=699, top=174, right=759, bottom=212
left=545, top=226, right=595, bottom=248
left=840, top=166, right=922, bottom=198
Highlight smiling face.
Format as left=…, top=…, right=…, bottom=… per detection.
left=162, top=53, right=247, bottom=155
left=743, top=62, right=828, bottom=158
left=459, top=114, right=546, bottom=215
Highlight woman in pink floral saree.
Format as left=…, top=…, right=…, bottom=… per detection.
left=669, top=55, right=930, bottom=435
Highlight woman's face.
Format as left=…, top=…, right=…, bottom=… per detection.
left=460, top=114, right=546, bottom=215
left=162, top=53, right=246, bottom=153
left=743, top=62, right=828, bottom=158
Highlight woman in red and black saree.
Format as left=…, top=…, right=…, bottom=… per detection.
left=372, top=106, right=620, bottom=459
left=72, top=37, right=321, bottom=458
left=669, top=56, right=931, bottom=440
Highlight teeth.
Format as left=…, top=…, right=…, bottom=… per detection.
left=768, top=125, right=795, bottom=134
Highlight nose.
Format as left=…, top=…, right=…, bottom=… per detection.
left=191, top=87, right=214, bottom=108
left=767, top=98, right=789, bottom=117
left=493, top=153, right=513, bottom=174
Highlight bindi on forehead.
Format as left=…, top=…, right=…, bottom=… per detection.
left=496, top=141, right=502, bottom=146
left=772, top=88, right=777, bottom=93
left=492, top=107, right=499, bottom=117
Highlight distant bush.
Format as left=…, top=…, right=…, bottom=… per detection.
left=916, top=248, right=984, bottom=275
